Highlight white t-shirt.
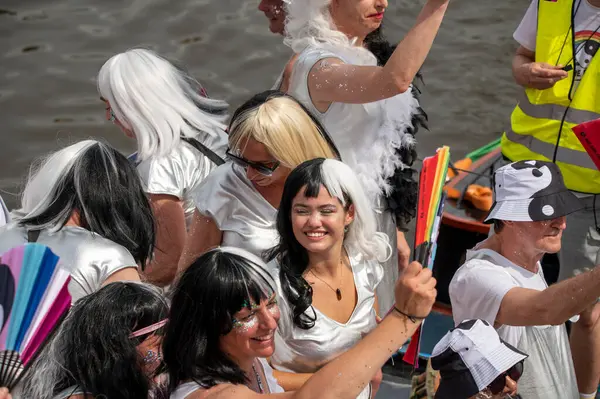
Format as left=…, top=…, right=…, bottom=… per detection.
left=449, top=248, right=579, bottom=398
left=514, top=0, right=600, bottom=86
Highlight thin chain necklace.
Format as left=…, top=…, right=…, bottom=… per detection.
left=309, top=257, right=344, bottom=301
left=251, top=362, right=264, bottom=393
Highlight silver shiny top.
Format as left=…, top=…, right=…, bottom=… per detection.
left=170, top=358, right=284, bottom=398
left=269, top=247, right=383, bottom=374
left=136, top=134, right=227, bottom=226
left=0, top=225, right=137, bottom=303
left=193, top=163, right=278, bottom=259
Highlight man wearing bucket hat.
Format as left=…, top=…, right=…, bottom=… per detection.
left=448, top=160, right=600, bottom=398
left=431, top=319, right=526, bottom=399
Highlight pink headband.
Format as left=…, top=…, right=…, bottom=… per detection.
left=129, top=319, right=168, bottom=338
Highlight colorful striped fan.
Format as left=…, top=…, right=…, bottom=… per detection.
left=0, top=244, right=71, bottom=389
left=403, top=146, right=450, bottom=367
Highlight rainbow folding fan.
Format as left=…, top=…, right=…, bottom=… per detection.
left=0, top=244, right=71, bottom=388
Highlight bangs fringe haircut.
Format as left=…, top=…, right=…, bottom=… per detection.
left=13, top=140, right=155, bottom=268
left=164, top=247, right=282, bottom=392
left=97, top=48, right=229, bottom=161
left=20, top=282, right=169, bottom=399
left=266, top=158, right=391, bottom=330
left=228, top=90, right=339, bottom=168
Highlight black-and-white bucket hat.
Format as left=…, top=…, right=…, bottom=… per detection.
left=431, top=319, right=528, bottom=399
left=485, top=160, right=583, bottom=223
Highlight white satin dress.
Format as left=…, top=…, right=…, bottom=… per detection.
left=268, top=247, right=384, bottom=398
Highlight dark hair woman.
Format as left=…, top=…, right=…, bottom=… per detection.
left=0, top=140, right=155, bottom=302
left=163, top=246, right=437, bottom=399
left=265, top=158, right=391, bottom=395
left=19, top=282, right=169, bottom=399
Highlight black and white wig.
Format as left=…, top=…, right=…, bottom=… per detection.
left=266, top=158, right=391, bottom=330
left=11, top=139, right=155, bottom=268
left=163, top=247, right=285, bottom=392
left=20, top=282, right=169, bottom=399
left=97, top=48, right=229, bottom=161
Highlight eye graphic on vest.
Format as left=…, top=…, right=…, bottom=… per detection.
left=0, top=264, right=15, bottom=333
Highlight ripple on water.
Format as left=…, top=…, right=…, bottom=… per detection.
left=245, top=50, right=273, bottom=61
left=20, top=10, right=49, bottom=21
left=0, top=8, right=17, bottom=16
left=78, top=25, right=111, bottom=37
left=61, top=52, right=115, bottom=62
left=4, top=44, right=51, bottom=57
left=25, top=115, right=106, bottom=127
left=0, top=90, right=16, bottom=102
left=50, top=96, right=103, bottom=108
left=177, top=35, right=207, bottom=46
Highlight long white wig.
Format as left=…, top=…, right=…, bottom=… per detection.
left=97, top=48, right=229, bottom=161
left=283, top=0, right=376, bottom=63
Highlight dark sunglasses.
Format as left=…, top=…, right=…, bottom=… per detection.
left=225, top=149, right=280, bottom=177
left=487, top=360, right=524, bottom=395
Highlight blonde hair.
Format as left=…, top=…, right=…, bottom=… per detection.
left=228, top=92, right=338, bottom=168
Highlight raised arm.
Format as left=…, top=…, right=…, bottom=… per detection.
left=307, top=0, right=450, bottom=106
left=200, top=261, right=436, bottom=399
left=178, top=209, right=222, bottom=273
left=497, top=265, right=600, bottom=327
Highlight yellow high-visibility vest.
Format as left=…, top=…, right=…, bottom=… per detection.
left=502, top=0, right=600, bottom=193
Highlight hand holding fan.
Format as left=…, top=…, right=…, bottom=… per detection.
left=403, top=146, right=450, bottom=367
left=0, top=244, right=71, bottom=389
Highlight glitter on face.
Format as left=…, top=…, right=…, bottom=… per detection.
left=232, top=295, right=279, bottom=332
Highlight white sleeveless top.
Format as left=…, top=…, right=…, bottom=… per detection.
left=192, top=163, right=278, bottom=259
left=288, top=45, right=419, bottom=205
left=136, top=133, right=227, bottom=227
left=170, top=358, right=284, bottom=398
left=268, top=248, right=383, bottom=398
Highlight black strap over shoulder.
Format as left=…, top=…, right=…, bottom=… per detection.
left=27, top=230, right=41, bottom=243
left=181, top=136, right=225, bottom=166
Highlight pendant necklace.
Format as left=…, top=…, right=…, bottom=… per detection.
left=309, top=257, right=344, bottom=301
left=251, top=362, right=264, bottom=393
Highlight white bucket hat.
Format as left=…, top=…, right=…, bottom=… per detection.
left=431, top=319, right=528, bottom=399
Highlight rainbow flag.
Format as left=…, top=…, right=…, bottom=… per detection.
left=403, top=146, right=450, bottom=367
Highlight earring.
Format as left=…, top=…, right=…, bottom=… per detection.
left=344, top=226, right=349, bottom=233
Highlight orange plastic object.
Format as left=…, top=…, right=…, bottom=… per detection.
left=443, top=184, right=493, bottom=211
left=446, top=158, right=473, bottom=179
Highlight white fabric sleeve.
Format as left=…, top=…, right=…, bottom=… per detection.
left=513, top=0, right=538, bottom=51
left=365, top=259, right=385, bottom=293
left=449, top=260, right=518, bottom=327
left=136, top=156, right=185, bottom=199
